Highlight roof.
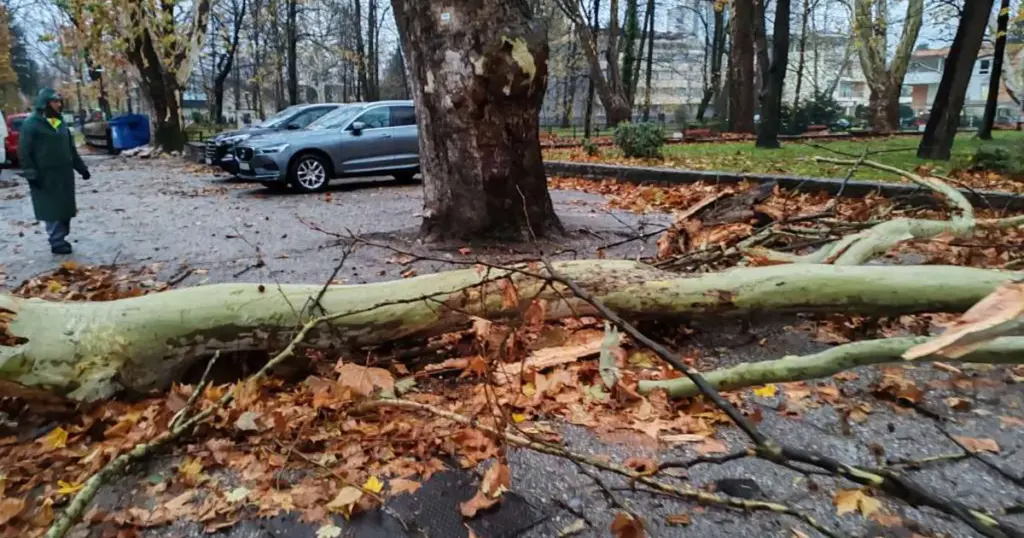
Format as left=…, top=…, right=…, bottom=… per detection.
left=913, top=45, right=995, bottom=59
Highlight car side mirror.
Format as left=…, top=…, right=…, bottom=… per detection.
left=350, top=121, right=366, bottom=134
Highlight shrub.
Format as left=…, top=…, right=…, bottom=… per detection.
left=581, top=138, right=601, bottom=157
left=781, top=91, right=844, bottom=134
left=613, top=122, right=665, bottom=158
left=965, top=144, right=1024, bottom=175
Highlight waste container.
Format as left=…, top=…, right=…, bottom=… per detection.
left=109, top=114, right=151, bottom=151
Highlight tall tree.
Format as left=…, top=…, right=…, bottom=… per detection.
left=212, top=0, right=248, bottom=123
left=286, top=0, right=298, bottom=105
left=918, top=0, right=996, bottom=159
left=640, top=0, right=655, bottom=121
left=557, top=0, right=632, bottom=125
left=583, top=0, right=599, bottom=137
left=696, top=1, right=726, bottom=122
left=979, top=0, right=1011, bottom=140
left=620, top=0, right=640, bottom=106
left=729, top=0, right=756, bottom=132
left=756, top=0, right=791, bottom=148
left=391, top=0, right=561, bottom=240
left=0, top=3, right=18, bottom=112
left=4, top=7, right=37, bottom=99
left=354, top=0, right=369, bottom=100
left=854, top=0, right=924, bottom=132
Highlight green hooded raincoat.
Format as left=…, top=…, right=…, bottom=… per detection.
left=18, top=88, right=89, bottom=222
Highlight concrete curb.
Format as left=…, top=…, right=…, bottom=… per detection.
left=544, top=160, right=1024, bottom=212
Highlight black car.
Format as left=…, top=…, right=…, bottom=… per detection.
left=205, top=103, right=341, bottom=174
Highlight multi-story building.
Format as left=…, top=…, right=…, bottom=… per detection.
left=902, top=46, right=1018, bottom=124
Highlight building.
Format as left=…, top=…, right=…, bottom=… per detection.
left=902, top=46, right=1019, bottom=124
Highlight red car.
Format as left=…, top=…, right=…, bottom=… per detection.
left=5, top=113, right=29, bottom=167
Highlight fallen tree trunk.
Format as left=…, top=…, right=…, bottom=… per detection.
left=1, top=261, right=1019, bottom=401
left=638, top=336, right=1024, bottom=398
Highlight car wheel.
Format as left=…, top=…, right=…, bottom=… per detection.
left=393, top=170, right=419, bottom=184
left=290, top=154, right=330, bottom=193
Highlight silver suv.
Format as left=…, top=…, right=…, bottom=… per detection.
left=233, top=100, right=419, bottom=192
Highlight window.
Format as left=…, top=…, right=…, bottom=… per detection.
left=901, top=86, right=912, bottom=98
left=980, top=59, right=992, bottom=75
left=288, top=107, right=333, bottom=129
left=351, top=107, right=389, bottom=129
left=840, top=83, right=853, bottom=98
left=390, top=106, right=417, bottom=126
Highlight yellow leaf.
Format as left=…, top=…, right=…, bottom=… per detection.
left=56, top=480, right=83, bottom=495
left=59, top=261, right=79, bottom=271
left=40, top=427, right=68, bottom=450
left=46, top=280, right=64, bottom=293
left=753, top=384, right=778, bottom=398
left=511, top=413, right=527, bottom=423
left=834, top=489, right=882, bottom=517
left=521, top=383, right=536, bottom=397
left=362, top=476, right=384, bottom=495
left=178, top=457, right=204, bottom=481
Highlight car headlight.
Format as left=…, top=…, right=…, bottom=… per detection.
left=256, top=143, right=289, bottom=154
left=222, top=133, right=252, bottom=145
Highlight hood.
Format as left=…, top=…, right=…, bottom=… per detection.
left=245, top=130, right=328, bottom=147
left=33, top=88, right=60, bottom=112
left=214, top=125, right=276, bottom=143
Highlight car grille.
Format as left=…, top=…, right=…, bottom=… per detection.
left=205, top=142, right=223, bottom=160
left=235, top=147, right=254, bottom=162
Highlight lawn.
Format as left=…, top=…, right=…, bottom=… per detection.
left=543, top=130, right=1024, bottom=183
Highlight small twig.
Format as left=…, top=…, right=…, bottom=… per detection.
left=657, top=449, right=755, bottom=472
left=169, top=351, right=220, bottom=430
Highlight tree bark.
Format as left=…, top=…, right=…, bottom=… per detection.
left=286, top=0, right=298, bottom=105
left=213, top=0, right=247, bottom=124
left=639, top=336, right=1024, bottom=398
left=354, top=0, right=371, bottom=101
left=620, top=0, right=640, bottom=107
left=641, top=0, right=655, bottom=122
left=697, top=4, right=726, bottom=123
left=391, top=0, right=562, bottom=241
left=756, top=0, right=791, bottom=148
left=729, top=0, right=756, bottom=133
left=792, top=0, right=811, bottom=109
left=854, top=0, right=924, bottom=132
left=918, top=0, right=996, bottom=160
left=979, top=0, right=1011, bottom=140
left=752, top=0, right=770, bottom=106
left=2, top=262, right=1016, bottom=401
left=557, top=0, right=632, bottom=126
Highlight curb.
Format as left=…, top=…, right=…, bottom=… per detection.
left=544, top=160, right=1024, bottom=212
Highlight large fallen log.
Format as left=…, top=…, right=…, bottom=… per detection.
left=1, top=260, right=1020, bottom=401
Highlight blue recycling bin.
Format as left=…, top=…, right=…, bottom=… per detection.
left=109, top=114, right=151, bottom=151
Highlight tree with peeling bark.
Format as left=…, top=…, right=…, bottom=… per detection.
left=555, top=0, right=633, bottom=126
left=979, top=0, right=1012, bottom=140
left=390, top=0, right=562, bottom=241
left=918, top=0, right=997, bottom=160
left=756, top=0, right=791, bottom=148
left=210, top=0, right=248, bottom=123
left=853, top=0, right=925, bottom=132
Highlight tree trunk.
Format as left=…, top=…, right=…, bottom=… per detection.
left=979, top=0, right=1011, bottom=140
left=583, top=0, right=599, bottom=138
left=390, top=0, right=562, bottom=241
left=756, top=0, right=791, bottom=148
left=792, top=0, right=810, bottom=109
left=2, top=262, right=1015, bottom=401
left=355, top=0, right=370, bottom=101
left=620, top=0, right=640, bottom=107
left=918, top=0, right=995, bottom=160
left=752, top=0, right=770, bottom=107
left=729, top=0, right=756, bottom=133
left=696, top=5, right=725, bottom=123
left=854, top=0, right=924, bottom=132
left=286, top=0, right=298, bottom=105
left=641, top=0, right=655, bottom=122
left=369, top=0, right=380, bottom=100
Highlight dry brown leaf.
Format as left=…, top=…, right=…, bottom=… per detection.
left=834, top=489, right=882, bottom=517
left=1000, top=416, right=1024, bottom=429
left=610, top=512, right=646, bottom=538
left=953, top=436, right=1001, bottom=454
left=493, top=337, right=604, bottom=385
left=389, top=478, right=421, bottom=496
left=666, top=513, right=692, bottom=526
left=335, top=363, right=395, bottom=397
left=0, top=497, right=25, bottom=525
left=903, top=281, right=1024, bottom=360
left=623, top=457, right=658, bottom=476
left=460, top=462, right=511, bottom=518
left=326, top=486, right=364, bottom=518
left=695, top=437, right=729, bottom=455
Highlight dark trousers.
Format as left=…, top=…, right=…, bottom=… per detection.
left=44, top=220, right=71, bottom=250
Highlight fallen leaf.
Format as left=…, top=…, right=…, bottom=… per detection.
left=226, top=487, right=250, bottom=503
left=903, top=281, right=1024, bottom=360
left=511, top=413, right=527, bottom=423
left=57, top=480, right=84, bottom=495
left=696, top=437, right=729, bottom=455
left=953, top=436, right=1000, bottom=454
left=40, top=426, right=68, bottom=450
left=316, top=523, right=342, bottom=538
left=624, top=457, right=658, bottom=475
left=834, top=489, right=882, bottom=517
left=460, top=462, right=511, bottom=518
left=753, top=384, right=778, bottom=398
left=336, top=363, right=395, bottom=397
left=0, top=498, right=25, bottom=525
left=234, top=411, right=262, bottom=432
left=363, top=476, right=384, bottom=495
left=326, top=486, right=364, bottom=518
left=666, top=513, right=692, bottom=526
left=1000, top=416, right=1024, bottom=429
left=178, top=457, right=204, bottom=483
left=610, top=512, right=645, bottom=538
left=389, top=478, right=421, bottom=495
left=945, top=397, right=972, bottom=411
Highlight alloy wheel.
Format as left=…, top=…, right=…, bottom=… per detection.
left=296, top=158, right=327, bottom=190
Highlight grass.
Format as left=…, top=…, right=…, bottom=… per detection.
left=544, top=131, right=1024, bottom=182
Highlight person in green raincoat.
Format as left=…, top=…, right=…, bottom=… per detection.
left=19, top=88, right=91, bottom=255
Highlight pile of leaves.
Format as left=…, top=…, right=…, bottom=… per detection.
left=10, top=261, right=172, bottom=302
left=549, top=176, right=1024, bottom=271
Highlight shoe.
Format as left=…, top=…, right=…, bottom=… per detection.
left=51, top=245, right=72, bottom=255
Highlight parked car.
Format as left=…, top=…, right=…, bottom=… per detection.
left=233, top=100, right=419, bottom=193
left=205, top=103, right=342, bottom=174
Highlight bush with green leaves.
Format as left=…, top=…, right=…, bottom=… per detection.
left=781, top=91, right=844, bottom=134
left=613, top=122, right=665, bottom=158
left=965, top=144, right=1024, bottom=175
left=581, top=138, right=601, bottom=157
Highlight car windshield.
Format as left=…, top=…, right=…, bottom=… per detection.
left=307, top=105, right=363, bottom=130
left=260, top=106, right=301, bottom=128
